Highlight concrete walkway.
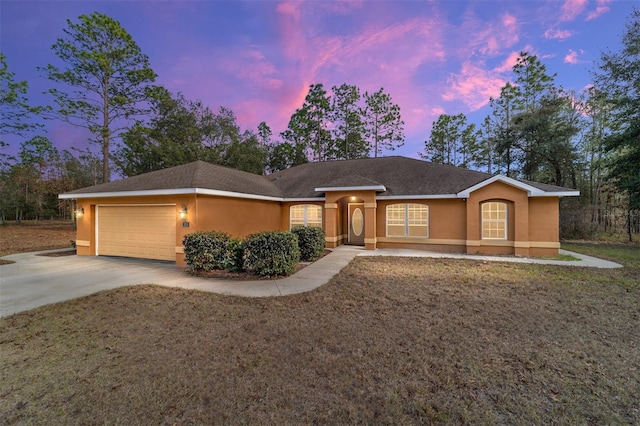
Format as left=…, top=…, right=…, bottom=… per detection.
left=0, top=245, right=621, bottom=317
left=360, top=248, right=623, bottom=268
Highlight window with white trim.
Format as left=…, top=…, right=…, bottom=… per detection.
left=290, top=204, right=322, bottom=228
left=386, top=204, right=428, bottom=237
left=481, top=202, right=507, bottom=239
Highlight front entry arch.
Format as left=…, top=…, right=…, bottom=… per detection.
left=348, top=203, right=365, bottom=245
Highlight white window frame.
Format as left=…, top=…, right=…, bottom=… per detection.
left=385, top=203, right=429, bottom=238
left=481, top=201, right=508, bottom=240
left=289, top=204, right=322, bottom=229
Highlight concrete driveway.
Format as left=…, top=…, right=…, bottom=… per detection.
left=0, top=247, right=362, bottom=318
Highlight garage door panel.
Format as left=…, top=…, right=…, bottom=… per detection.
left=98, top=206, right=176, bottom=261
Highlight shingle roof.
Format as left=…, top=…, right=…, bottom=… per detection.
left=315, top=174, right=386, bottom=190
left=266, top=156, right=496, bottom=198
left=65, top=161, right=283, bottom=198
left=61, top=156, right=578, bottom=199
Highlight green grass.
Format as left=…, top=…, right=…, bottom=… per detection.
left=554, top=253, right=581, bottom=261
left=563, top=241, right=640, bottom=268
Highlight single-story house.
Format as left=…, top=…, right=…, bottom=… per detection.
left=59, top=156, right=579, bottom=265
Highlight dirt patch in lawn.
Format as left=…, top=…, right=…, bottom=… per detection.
left=1, top=244, right=638, bottom=425
left=0, top=221, right=75, bottom=257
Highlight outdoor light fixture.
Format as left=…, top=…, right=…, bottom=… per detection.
left=179, top=204, right=188, bottom=219
left=75, top=207, right=84, bottom=218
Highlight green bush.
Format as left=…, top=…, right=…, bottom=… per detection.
left=242, top=231, right=300, bottom=276
left=291, top=225, right=326, bottom=261
left=183, top=231, right=241, bottom=274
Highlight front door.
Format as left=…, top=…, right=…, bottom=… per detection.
left=348, top=203, right=365, bottom=245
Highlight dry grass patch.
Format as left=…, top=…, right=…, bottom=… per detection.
left=1, top=246, right=639, bottom=424
left=0, top=221, right=75, bottom=257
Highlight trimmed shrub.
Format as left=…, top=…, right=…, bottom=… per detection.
left=183, top=231, right=241, bottom=274
left=242, top=231, right=300, bottom=276
left=291, top=225, right=326, bottom=261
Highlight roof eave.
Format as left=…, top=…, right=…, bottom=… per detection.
left=59, top=187, right=283, bottom=202
left=376, top=194, right=459, bottom=200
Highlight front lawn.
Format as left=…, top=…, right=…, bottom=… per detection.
left=1, top=244, right=638, bottom=424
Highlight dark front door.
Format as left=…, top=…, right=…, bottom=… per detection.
left=349, top=203, right=365, bottom=245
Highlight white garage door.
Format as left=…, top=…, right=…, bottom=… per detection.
left=97, top=205, right=176, bottom=261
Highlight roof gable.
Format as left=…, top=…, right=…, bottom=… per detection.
left=456, top=175, right=580, bottom=198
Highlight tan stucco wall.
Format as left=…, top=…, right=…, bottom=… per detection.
left=75, top=194, right=195, bottom=261
left=467, top=181, right=527, bottom=255
left=74, top=194, right=282, bottom=266
left=464, top=181, right=561, bottom=256
left=376, top=198, right=467, bottom=252
left=196, top=196, right=281, bottom=237
left=72, top=180, right=563, bottom=265
left=528, top=197, right=559, bottom=242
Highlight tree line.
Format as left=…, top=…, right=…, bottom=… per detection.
left=421, top=10, right=639, bottom=240
left=1, top=12, right=406, bottom=221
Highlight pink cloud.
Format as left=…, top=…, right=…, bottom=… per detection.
left=276, top=1, right=301, bottom=19
left=462, top=12, right=520, bottom=56
left=494, top=51, right=521, bottom=73
left=564, top=49, right=584, bottom=64
left=560, top=0, right=587, bottom=21
left=320, top=0, right=364, bottom=15
left=430, top=106, right=446, bottom=116
left=442, top=62, right=505, bottom=110
left=502, top=13, right=517, bottom=28
left=543, top=28, right=573, bottom=40
left=586, top=0, right=612, bottom=20
left=226, top=49, right=283, bottom=91
left=270, top=4, right=449, bottom=134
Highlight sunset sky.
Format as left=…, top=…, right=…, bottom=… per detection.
left=1, top=0, right=636, bottom=162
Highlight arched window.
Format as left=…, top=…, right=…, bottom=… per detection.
left=481, top=202, right=507, bottom=239
left=290, top=204, right=322, bottom=228
left=386, top=204, right=429, bottom=237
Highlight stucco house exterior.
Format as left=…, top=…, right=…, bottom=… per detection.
left=59, top=156, right=579, bottom=266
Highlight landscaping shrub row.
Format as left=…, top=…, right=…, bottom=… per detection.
left=183, top=226, right=325, bottom=277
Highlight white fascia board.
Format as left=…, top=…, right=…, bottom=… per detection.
left=376, top=194, right=458, bottom=200
left=530, top=191, right=580, bottom=197
left=315, top=185, right=387, bottom=192
left=457, top=175, right=545, bottom=198
left=59, top=188, right=198, bottom=199
left=60, top=187, right=283, bottom=202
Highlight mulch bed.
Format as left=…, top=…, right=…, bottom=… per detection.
left=191, top=250, right=332, bottom=281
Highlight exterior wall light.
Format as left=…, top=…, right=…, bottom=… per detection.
left=179, top=204, right=188, bottom=219
left=75, top=207, right=85, bottom=218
